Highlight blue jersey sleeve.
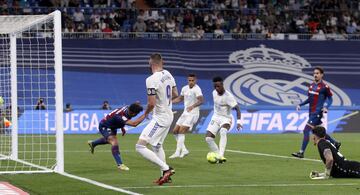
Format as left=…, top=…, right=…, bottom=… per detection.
left=299, top=98, right=310, bottom=107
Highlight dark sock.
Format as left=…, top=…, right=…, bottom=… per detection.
left=300, top=125, right=312, bottom=153
left=92, top=137, right=107, bottom=148
left=111, top=145, right=123, bottom=166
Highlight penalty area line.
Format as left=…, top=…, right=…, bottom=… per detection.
left=122, top=183, right=358, bottom=189
left=59, top=172, right=142, bottom=195
left=226, top=149, right=322, bottom=163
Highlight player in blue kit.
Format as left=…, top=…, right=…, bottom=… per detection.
left=88, top=102, right=146, bottom=170
left=292, top=67, right=341, bottom=158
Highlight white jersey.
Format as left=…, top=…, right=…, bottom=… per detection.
left=146, top=69, right=176, bottom=126
left=181, top=84, right=203, bottom=115
left=213, top=90, right=237, bottom=118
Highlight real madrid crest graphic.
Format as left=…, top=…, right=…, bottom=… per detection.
left=224, top=45, right=351, bottom=106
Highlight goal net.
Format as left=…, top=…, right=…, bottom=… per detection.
left=0, top=11, right=63, bottom=174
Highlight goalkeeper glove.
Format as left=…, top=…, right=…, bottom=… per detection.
left=309, top=168, right=331, bottom=180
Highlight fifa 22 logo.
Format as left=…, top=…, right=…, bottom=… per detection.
left=224, top=45, right=351, bottom=106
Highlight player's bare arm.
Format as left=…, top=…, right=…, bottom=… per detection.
left=233, top=105, right=242, bottom=130
left=323, top=148, right=334, bottom=172
left=145, top=93, right=156, bottom=117
left=172, top=86, right=179, bottom=100
left=126, top=114, right=146, bottom=127
left=187, top=95, right=204, bottom=112
left=172, top=95, right=184, bottom=104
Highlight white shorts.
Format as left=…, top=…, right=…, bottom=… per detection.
left=206, top=115, right=232, bottom=135
left=139, top=119, right=171, bottom=146
left=175, top=112, right=199, bottom=131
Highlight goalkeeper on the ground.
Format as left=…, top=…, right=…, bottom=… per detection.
left=310, top=126, right=360, bottom=179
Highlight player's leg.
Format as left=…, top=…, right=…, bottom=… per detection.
left=218, top=123, right=230, bottom=161
left=107, top=135, right=129, bottom=171
left=136, top=120, right=172, bottom=173
left=169, top=125, right=181, bottom=158
left=292, top=124, right=312, bottom=158
left=88, top=126, right=110, bottom=154
left=178, top=125, right=190, bottom=158
left=179, top=113, right=198, bottom=158
left=205, top=118, right=221, bottom=155
left=324, top=134, right=341, bottom=149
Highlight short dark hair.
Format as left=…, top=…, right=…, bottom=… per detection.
left=188, top=73, right=196, bottom=78
left=314, top=66, right=324, bottom=74
left=312, top=126, right=326, bottom=138
left=213, top=76, right=223, bottom=83
left=150, top=53, right=162, bottom=64
left=129, top=103, right=143, bottom=114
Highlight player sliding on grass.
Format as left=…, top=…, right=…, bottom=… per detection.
left=310, top=126, right=360, bottom=179
left=205, top=76, right=242, bottom=163
left=292, top=67, right=341, bottom=159
left=88, top=102, right=145, bottom=171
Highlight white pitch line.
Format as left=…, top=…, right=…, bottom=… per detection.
left=226, top=149, right=322, bottom=162
left=60, top=172, right=142, bottom=195
left=122, top=183, right=358, bottom=189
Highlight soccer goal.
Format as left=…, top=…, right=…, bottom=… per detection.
left=0, top=10, right=63, bottom=174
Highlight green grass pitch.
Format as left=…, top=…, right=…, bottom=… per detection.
left=1, top=133, right=360, bottom=194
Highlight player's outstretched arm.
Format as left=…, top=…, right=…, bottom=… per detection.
left=310, top=148, right=333, bottom=179
left=126, top=114, right=146, bottom=127
left=172, top=86, right=179, bottom=100
left=297, top=98, right=310, bottom=111
left=172, top=95, right=184, bottom=104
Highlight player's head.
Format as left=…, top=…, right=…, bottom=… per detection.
left=128, top=102, right=143, bottom=117
left=313, top=66, right=324, bottom=82
left=312, top=126, right=326, bottom=145
left=149, top=53, right=163, bottom=72
left=187, top=73, right=197, bottom=88
left=213, top=76, right=225, bottom=95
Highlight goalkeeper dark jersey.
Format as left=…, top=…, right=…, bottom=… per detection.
left=317, top=139, right=360, bottom=178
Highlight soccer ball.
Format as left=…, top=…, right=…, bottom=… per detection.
left=206, top=152, right=219, bottom=164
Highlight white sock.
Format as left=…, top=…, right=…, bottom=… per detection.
left=205, top=137, right=219, bottom=153
left=136, top=144, right=169, bottom=171
left=152, top=144, right=166, bottom=163
left=219, top=128, right=227, bottom=157
left=174, top=134, right=178, bottom=141
left=182, top=134, right=188, bottom=152
left=177, top=134, right=185, bottom=154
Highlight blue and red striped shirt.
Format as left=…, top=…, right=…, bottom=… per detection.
left=299, top=80, right=333, bottom=114
left=100, top=106, right=132, bottom=129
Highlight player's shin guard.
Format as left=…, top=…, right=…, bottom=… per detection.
left=205, top=137, right=219, bottom=154
left=219, top=128, right=227, bottom=158
left=300, top=125, right=312, bottom=153
left=136, top=144, right=169, bottom=171
left=111, top=145, right=123, bottom=166
left=92, top=137, right=107, bottom=148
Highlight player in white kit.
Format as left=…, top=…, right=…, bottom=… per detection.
left=135, top=53, right=178, bottom=185
left=206, top=76, right=242, bottom=163
left=169, top=74, right=204, bottom=159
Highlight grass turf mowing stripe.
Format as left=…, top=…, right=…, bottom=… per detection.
left=60, top=172, right=142, bottom=195
left=122, top=183, right=358, bottom=189
left=226, top=149, right=322, bottom=162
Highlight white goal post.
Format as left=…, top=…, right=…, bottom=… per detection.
left=0, top=10, right=63, bottom=174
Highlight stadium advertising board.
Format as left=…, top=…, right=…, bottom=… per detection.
left=17, top=109, right=346, bottom=134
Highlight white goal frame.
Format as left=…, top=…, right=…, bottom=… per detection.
left=0, top=10, right=63, bottom=174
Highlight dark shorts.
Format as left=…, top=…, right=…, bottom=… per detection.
left=331, top=160, right=360, bottom=178
left=99, top=125, right=117, bottom=139
left=308, top=113, right=323, bottom=126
